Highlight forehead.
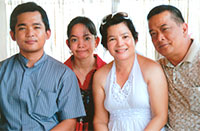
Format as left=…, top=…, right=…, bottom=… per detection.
left=16, top=11, right=43, bottom=25
left=107, top=22, right=130, bottom=34
left=148, top=11, right=174, bottom=27
left=70, top=23, right=91, bottom=36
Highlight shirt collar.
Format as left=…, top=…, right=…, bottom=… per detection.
left=64, top=54, right=106, bottom=70
left=17, top=52, right=47, bottom=68
left=182, top=39, right=199, bottom=63
left=95, top=54, right=106, bottom=69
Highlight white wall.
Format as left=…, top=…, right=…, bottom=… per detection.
left=0, top=0, right=7, bottom=61
left=1, top=0, right=200, bottom=62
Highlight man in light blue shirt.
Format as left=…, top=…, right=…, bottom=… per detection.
left=0, top=2, right=85, bottom=131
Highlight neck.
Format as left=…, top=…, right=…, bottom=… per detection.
left=73, top=55, right=96, bottom=71
left=168, top=38, right=192, bottom=66
left=20, top=50, right=44, bottom=68
left=72, top=55, right=96, bottom=85
left=115, top=54, right=135, bottom=74
left=114, top=54, right=135, bottom=88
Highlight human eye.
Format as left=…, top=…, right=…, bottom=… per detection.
left=161, top=26, right=170, bottom=32
left=85, top=36, right=91, bottom=41
left=70, top=38, right=77, bottom=43
left=162, top=27, right=168, bottom=31
left=33, top=23, right=42, bottom=30
left=150, top=31, right=157, bottom=37
left=108, top=37, right=115, bottom=42
left=123, top=34, right=129, bottom=39
left=34, top=26, right=41, bottom=29
left=18, top=27, right=26, bottom=31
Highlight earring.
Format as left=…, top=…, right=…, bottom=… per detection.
left=94, top=48, right=98, bottom=54
left=69, top=50, right=73, bottom=55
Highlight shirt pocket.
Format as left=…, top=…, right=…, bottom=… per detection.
left=32, top=89, right=58, bottom=120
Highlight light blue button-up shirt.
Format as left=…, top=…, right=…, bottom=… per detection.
left=0, top=53, right=86, bottom=131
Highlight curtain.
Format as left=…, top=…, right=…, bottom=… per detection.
left=1, top=0, right=200, bottom=62
left=116, top=0, right=200, bottom=60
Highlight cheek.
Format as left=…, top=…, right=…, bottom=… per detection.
left=107, top=42, right=112, bottom=49
left=107, top=43, right=114, bottom=53
left=38, top=32, right=47, bottom=39
left=67, top=42, right=76, bottom=50
left=151, top=40, right=159, bottom=49
left=70, top=45, right=77, bottom=51
left=15, top=35, right=24, bottom=43
left=89, top=41, right=96, bottom=49
left=151, top=37, right=157, bottom=45
left=164, top=30, right=179, bottom=39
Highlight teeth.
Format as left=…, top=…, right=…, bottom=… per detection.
left=116, top=49, right=127, bottom=53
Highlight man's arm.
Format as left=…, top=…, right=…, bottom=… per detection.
left=51, top=118, right=76, bottom=131
left=52, top=69, right=85, bottom=131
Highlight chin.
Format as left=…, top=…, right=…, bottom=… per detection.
left=77, top=56, right=88, bottom=59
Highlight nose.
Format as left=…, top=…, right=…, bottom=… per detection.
left=78, top=39, right=85, bottom=48
left=26, top=28, right=34, bottom=37
left=157, top=32, right=165, bottom=42
left=116, top=38, right=124, bottom=46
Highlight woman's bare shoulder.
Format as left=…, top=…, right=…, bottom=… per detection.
left=93, top=61, right=113, bottom=85
left=137, top=54, right=164, bottom=82
left=137, top=54, right=161, bottom=71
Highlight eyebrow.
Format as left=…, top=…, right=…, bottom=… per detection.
left=121, top=32, right=129, bottom=36
left=83, top=33, right=92, bottom=37
left=160, top=24, right=168, bottom=28
left=108, top=32, right=128, bottom=36
left=17, top=23, right=26, bottom=27
left=149, top=24, right=168, bottom=33
left=17, top=23, right=42, bottom=27
left=69, top=35, right=77, bottom=38
left=70, top=33, right=92, bottom=38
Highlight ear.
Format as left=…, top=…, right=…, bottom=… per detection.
left=182, top=23, right=188, bottom=37
left=95, top=36, right=100, bottom=48
left=66, top=39, right=70, bottom=48
left=46, top=29, right=51, bottom=40
left=135, top=39, right=138, bottom=45
left=10, top=31, right=16, bottom=41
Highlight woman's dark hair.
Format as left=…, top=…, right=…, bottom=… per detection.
left=99, top=12, right=138, bottom=49
left=67, top=16, right=97, bottom=43
left=10, top=2, right=50, bottom=33
left=147, top=5, right=185, bottom=24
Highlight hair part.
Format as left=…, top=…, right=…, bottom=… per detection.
left=10, top=2, right=50, bottom=33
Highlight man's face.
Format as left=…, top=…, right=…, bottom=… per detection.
left=148, top=11, right=188, bottom=58
left=10, top=11, right=51, bottom=56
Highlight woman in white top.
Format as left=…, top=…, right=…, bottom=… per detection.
left=92, top=12, right=168, bottom=131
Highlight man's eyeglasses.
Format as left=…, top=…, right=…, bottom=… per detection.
left=101, top=12, right=129, bottom=26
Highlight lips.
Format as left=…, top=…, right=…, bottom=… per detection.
left=77, top=50, right=86, bottom=52
left=25, top=40, right=37, bottom=44
left=76, top=50, right=87, bottom=54
left=115, top=48, right=128, bottom=53
left=158, top=43, right=168, bottom=49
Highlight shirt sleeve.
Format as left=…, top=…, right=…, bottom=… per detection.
left=57, top=68, right=86, bottom=121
